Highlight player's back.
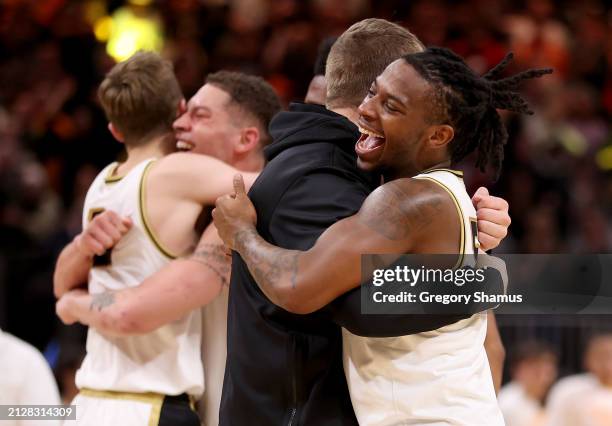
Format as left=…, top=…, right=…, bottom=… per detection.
left=342, top=169, right=503, bottom=426
left=76, top=158, right=203, bottom=397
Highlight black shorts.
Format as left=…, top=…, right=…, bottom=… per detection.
left=158, top=394, right=201, bottom=426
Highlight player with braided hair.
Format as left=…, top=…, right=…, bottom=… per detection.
left=402, top=48, right=552, bottom=180
left=212, top=47, right=551, bottom=425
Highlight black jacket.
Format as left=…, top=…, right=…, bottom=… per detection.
left=219, top=103, right=469, bottom=426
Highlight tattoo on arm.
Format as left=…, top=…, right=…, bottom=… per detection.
left=359, top=181, right=445, bottom=241
left=189, top=244, right=231, bottom=287
left=234, top=229, right=300, bottom=295
left=90, top=292, right=115, bottom=311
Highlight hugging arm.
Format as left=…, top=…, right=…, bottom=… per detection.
left=56, top=224, right=230, bottom=335
left=214, top=177, right=452, bottom=314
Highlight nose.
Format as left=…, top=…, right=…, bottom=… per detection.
left=173, top=112, right=190, bottom=133
left=358, top=95, right=377, bottom=124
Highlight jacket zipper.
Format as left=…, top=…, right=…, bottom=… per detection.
left=288, top=334, right=299, bottom=426
left=287, top=408, right=296, bottom=426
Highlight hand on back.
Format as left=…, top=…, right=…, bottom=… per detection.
left=76, top=210, right=133, bottom=257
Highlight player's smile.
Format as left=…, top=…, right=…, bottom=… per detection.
left=175, top=138, right=195, bottom=151
left=354, top=59, right=440, bottom=179
left=355, top=124, right=386, bottom=164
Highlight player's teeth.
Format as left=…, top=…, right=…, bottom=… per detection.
left=358, top=127, right=384, bottom=139
left=176, top=141, right=193, bottom=150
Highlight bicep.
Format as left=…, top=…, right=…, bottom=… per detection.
left=162, top=153, right=257, bottom=206
left=123, top=227, right=228, bottom=330
left=291, top=201, right=412, bottom=312
left=295, top=180, right=450, bottom=312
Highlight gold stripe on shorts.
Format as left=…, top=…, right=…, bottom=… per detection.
left=79, top=388, right=163, bottom=426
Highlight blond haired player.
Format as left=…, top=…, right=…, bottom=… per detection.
left=52, top=52, right=264, bottom=426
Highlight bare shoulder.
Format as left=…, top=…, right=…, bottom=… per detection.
left=156, top=152, right=223, bottom=176
left=357, top=177, right=457, bottom=241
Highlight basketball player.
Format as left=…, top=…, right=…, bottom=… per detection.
left=212, top=48, right=551, bottom=424
left=62, top=42, right=507, bottom=425
left=55, top=69, right=280, bottom=426
left=52, top=53, right=277, bottom=426
left=307, top=33, right=507, bottom=394
left=209, top=19, right=512, bottom=426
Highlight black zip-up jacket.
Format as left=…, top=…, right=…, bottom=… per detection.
left=219, top=103, right=471, bottom=426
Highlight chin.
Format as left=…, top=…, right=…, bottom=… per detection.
left=356, top=157, right=378, bottom=171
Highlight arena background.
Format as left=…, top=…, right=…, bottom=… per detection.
left=0, top=0, right=611, bottom=417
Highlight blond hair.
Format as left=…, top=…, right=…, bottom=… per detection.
left=98, top=51, right=182, bottom=145
left=325, top=18, right=425, bottom=108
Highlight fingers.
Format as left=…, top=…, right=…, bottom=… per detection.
left=474, top=193, right=510, bottom=213
left=472, top=186, right=489, bottom=204
left=233, top=173, right=246, bottom=196
left=97, top=217, right=123, bottom=242
left=476, top=217, right=508, bottom=240
left=79, top=232, right=105, bottom=256
left=477, top=207, right=511, bottom=229
left=79, top=210, right=132, bottom=257
left=101, top=211, right=132, bottom=235
left=476, top=208, right=509, bottom=251
left=477, top=233, right=499, bottom=252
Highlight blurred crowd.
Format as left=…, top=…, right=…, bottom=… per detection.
left=0, top=0, right=611, bottom=415
left=499, top=334, right=612, bottom=426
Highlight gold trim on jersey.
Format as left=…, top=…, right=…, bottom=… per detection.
left=420, top=168, right=464, bottom=178
left=79, top=388, right=163, bottom=426
left=139, top=161, right=178, bottom=259
left=470, top=217, right=481, bottom=250
left=87, top=207, right=106, bottom=222
left=413, top=175, right=465, bottom=268
left=104, top=163, right=124, bottom=183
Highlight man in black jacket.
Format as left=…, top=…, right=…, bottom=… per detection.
left=220, top=19, right=511, bottom=425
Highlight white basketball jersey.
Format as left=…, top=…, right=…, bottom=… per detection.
left=342, top=169, right=504, bottom=426
left=75, top=159, right=204, bottom=397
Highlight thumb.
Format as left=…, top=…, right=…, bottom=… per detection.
left=233, top=173, right=246, bottom=197
left=472, top=186, right=489, bottom=203
left=122, top=216, right=133, bottom=229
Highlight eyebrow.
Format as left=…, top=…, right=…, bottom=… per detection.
left=374, top=77, right=408, bottom=106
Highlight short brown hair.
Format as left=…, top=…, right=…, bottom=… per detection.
left=205, top=71, right=281, bottom=146
left=98, top=51, right=182, bottom=145
left=325, top=18, right=425, bottom=108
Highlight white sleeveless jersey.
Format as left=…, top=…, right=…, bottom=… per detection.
left=75, top=159, right=204, bottom=397
left=342, top=169, right=504, bottom=426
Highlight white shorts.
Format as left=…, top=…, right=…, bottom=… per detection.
left=67, top=389, right=164, bottom=426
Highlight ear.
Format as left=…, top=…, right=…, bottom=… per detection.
left=108, top=123, right=125, bottom=143
left=235, top=127, right=260, bottom=154
left=428, top=124, right=454, bottom=148
left=177, top=98, right=187, bottom=117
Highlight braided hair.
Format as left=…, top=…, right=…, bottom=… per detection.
left=402, top=47, right=552, bottom=180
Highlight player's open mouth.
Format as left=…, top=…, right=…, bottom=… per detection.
left=176, top=140, right=195, bottom=152
left=355, top=126, right=386, bottom=160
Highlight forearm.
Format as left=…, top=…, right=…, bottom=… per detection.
left=64, top=291, right=132, bottom=337
left=69, top=257, right=226, bottom=336
left=115, top=258, right=225, bottom=333
left=234, top=228, right=302, bottom=311
left=53, top=238, right=92, bottom=298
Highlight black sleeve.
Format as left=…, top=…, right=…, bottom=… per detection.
left=328, top=264, right=506, bottom=337
left=328, top=288, right=470, bottom=337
